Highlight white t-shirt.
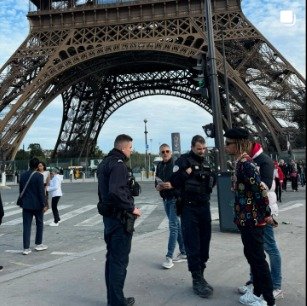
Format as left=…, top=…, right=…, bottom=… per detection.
left=42, top=170, right=50, bottom=184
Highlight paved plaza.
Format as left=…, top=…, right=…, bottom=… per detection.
left=0, top=180, right=305, bottom=305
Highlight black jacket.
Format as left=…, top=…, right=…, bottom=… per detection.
left=170, top=151, right=216, bottom=203
left=98, top=148, right=134, bottom=213
left=155, top=158, right=178, bottom=199
left=19, top=170, right=45, bottom=210
left=253, top=153, right=274, bottom=189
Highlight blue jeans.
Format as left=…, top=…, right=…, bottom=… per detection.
left=264, top=224, right=282, bottom=289
left=248, top=224, right=282, bottom=290
left=163, top=197, right=185, bottom=258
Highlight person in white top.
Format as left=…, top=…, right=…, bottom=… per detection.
left=47, top=168, right=63, bottom=226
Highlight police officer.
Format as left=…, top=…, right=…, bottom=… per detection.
left=97, top=134, right=141, bottom=306
left=170, top=135, right=216, bottom=298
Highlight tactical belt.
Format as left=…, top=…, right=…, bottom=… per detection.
left=184, top=199, right=209, bottom=207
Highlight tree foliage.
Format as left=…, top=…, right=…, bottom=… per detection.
left=15, top=149, right=30, bottom=161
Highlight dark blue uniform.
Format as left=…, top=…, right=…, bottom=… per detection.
left=170, top=150, right=216, bottom=282
left=98, top=148, right=135, bottom=306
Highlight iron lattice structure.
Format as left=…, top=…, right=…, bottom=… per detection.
left=0, top=0, right=305, bottom=160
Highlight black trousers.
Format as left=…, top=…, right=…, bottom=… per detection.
left=291, top=175, right=298, bottom=191
left=103, top=216, right=132, bottom=306
left=275, top=178, right=282, bottom=201
left=239, top=226, right=275, bottom=306
left=51, top=196, right=61, bottom=223
left=181, top=204, right=211, bottom=273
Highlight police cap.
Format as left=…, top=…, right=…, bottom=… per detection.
left=224, top=128, right=249, bottom=140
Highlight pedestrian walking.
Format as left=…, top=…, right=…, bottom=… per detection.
left=288, top=160, right=298, bottom=191
left=297, top=160, right=306, bottom=187
left=274, top=161, right=284, bottom=203
left=155, top=143, right=186, bottom=269
left=47, top=167, right=63, bottom=226
left=97, top=134, right=141, bottom=306
left=69, top=168, right=74, bottom=182
left=224, top=128, right=276, bottom=306
left=170, top=135, right=216, bottom=299
left=278, top=159, right=289, bottom=191
left=19, top=157, right=48, bottom=255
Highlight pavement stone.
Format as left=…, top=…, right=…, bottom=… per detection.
left=0, top=183, right=305, bottom=306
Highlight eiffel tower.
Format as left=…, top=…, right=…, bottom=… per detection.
left=0, top=0, right=305, bottom=160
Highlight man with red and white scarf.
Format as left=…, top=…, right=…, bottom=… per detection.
left=225, top=128, right=283, bottom=304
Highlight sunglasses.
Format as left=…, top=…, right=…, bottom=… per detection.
left=225, top=141, right=236, bottom=146
left=161, top=150, right=170, bottom=154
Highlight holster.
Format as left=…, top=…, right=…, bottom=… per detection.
left=121, top=211, right=136, bottom=234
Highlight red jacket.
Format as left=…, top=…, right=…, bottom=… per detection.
left=274, top=163, right=285, bottom=183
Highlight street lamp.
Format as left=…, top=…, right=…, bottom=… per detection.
left=149, top=138, right=152, bottom=173
left=220, top=26, right=232, bottom=128
left=204, top=0, right=227, bottom=172
left=144, top=119, right=149, bottom=178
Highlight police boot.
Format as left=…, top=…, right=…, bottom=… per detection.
left=201, top=268, right=214, bottom=292
left=191, top=271, right=213, bottom=298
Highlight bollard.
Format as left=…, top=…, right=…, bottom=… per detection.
left=94, top=172, right=97, bottom=182
left=141, top=170, right=145, bottom=181
left=82, top=172, right=85, bottom=182
left=1, top=172, right=6, bottom=186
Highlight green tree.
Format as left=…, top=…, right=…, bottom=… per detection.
left=91, top=145, right=104, bottom=158
left=28, top=143, right=46, bottom=161
left=15, top=149, right=30, bottom=161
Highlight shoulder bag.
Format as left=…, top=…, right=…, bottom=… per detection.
left=16, top=171, right=36, bottom=207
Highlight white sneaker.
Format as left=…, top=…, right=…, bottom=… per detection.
left=238, top=284, right=253, bottom=294
left=248, top=300, right=267, bottom=306
left=22, top=249, right=32, bottom=255
left=172, top=253, right=187, bottom=263
left=162, top=256, right=174, bottom=269
left=35, top=244, right=48, bottom=251
left=273, top=288, right=284, bottom=299
left=49, top=221, right=59, bottom=227
left=239, top=291, right=265, bottom=305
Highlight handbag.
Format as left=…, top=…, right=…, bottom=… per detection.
left=16, top=171, right=36, bottom=207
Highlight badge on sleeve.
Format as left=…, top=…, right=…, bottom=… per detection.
left=173, top=165, right=179, bottom=172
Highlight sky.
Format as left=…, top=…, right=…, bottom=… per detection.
left=0, top=0, right=305, bottom=154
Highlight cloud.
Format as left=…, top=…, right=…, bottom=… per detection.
left=98, top=97, right=215, bottom=153
left=0, top=0, right=305, bottom=154
left=242, top=0, right=306, bottom=76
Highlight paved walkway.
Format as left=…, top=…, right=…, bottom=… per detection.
left=0, top=190, right=305, bottom=306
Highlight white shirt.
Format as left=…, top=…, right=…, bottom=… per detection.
left=47, top=174, right=63, bottom=197
left=42, top=170, right=50, bottom=184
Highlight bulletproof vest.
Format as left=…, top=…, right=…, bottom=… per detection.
left=184, top=157, right=214, bottom=196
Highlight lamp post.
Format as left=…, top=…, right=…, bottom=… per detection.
left=204, top=0, right=227, bottom=172
left=144, top=119, right=149, bottom=178
left=220, top=26, right=232, bottom=128
left=149, top=138, right=152, bottom=174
